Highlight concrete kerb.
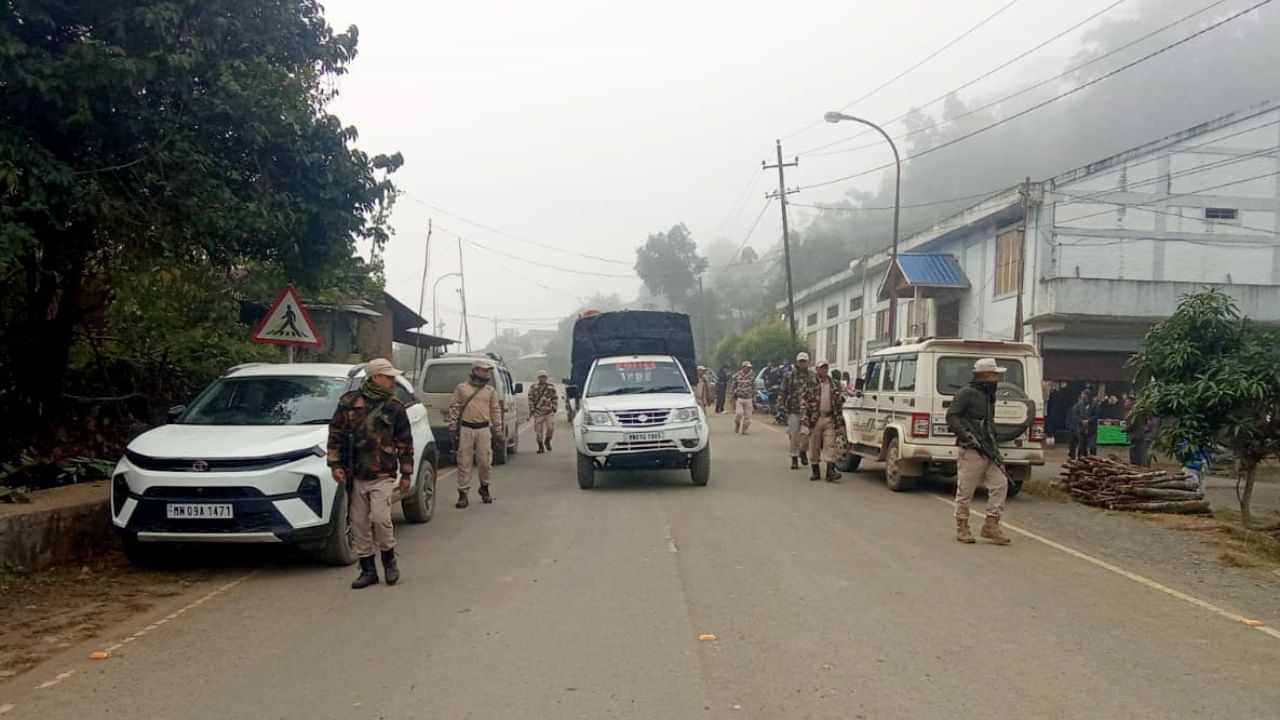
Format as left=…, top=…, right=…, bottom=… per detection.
left=0, top=482, right=113, bottom=572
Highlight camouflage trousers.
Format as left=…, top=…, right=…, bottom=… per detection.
left=955, top=448, right=1008, bottom=520
left=351, top=475, right=397, bottom=556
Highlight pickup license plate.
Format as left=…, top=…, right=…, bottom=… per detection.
left=626, top=432, right=663, bottom=442
left=166, top=503, right=234, bottom=520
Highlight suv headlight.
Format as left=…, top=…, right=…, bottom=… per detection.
left=585, top=411, right=613, bottom=426
left=671, top=406, right=699, bottom=423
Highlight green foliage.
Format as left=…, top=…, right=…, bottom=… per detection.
left=1130, top=289, right=1280, bottom=528
left=634, top=223, right=707, bottom=310
left=714, top=320, right=803, bottom=370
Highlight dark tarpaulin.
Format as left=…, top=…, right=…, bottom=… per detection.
left=570, top=311, right=696, bottom=390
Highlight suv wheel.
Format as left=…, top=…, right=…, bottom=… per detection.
left=316, top=485, right=357, bottom=566
left=576, top=452, right=596, bottom=489
left=837, top=450, right=862, bottom=473
left=1006, top=465, right=1030, bottom=498
left=884, top=437, right=916, bottom=492
left=402, top=460, right=437, bottom=524
left=690, top=446, right=711, bottom=486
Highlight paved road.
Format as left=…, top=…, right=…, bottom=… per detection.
left=5, top=414, right=1280, bottom=719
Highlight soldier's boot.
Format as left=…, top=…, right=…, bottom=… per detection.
left=790, top=456, right=799, bottom=470
left=810, top=465, right=821, bottom=482
left=825, top=463, right=842, bottom=483
left=799, top=450, right=809, bottom=466
left=381, top=550, right=400, bottom=586
left=545, top=439, right=552, bottom=452
left=455, top=490, right=469, bottom=509
left=479, top=484, right=494, bottom=504
left=351, top=556, right=379, bottom=590
left=955, top=517, right=976, bottom=544
left=980, top=515, right=1012, bottom=546
left=536, top=439, right=545, bottom=454
left=734, top=417, right=741, bottom=434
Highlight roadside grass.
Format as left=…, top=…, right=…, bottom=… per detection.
left=1143, top=509, right=1280, bottom=569
left=1020, top=478, right=1071, bottom=503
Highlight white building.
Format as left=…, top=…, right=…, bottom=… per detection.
left=784, top=102, right=1280, bottom=433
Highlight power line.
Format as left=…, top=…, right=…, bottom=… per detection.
left=401, top=191, right=632, bottom=266
left=716, top=198, right=773, bottom=270
left=795, top=0, right=1131, bottom=156
left=797, top=0, right=1273, bottom=191
left=788, top=185, right=1017, bottom=212
left=806, top=0, right=1237, bottom=159
left=782, top=0, right=1026, bottom=140
left=436, top=226, right=635, bottom=279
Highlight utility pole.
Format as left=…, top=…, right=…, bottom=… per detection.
left=457, top=236, right=472, bottom=352
left=414, top=219, right=433, bottom=373
left=698, top=274, right=709, bottom=360
left=1014, top=176, right=1031, bottom=342
left=763, top=139, right=800, bottom=340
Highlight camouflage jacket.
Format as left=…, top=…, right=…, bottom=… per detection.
left=528, top=381, right=558, bottom=416
left=779, top=367, right=816, bottom=414
left=801, top=377, right=846, bottom=433
left=327, top=390, right=414, bottom=481
left=946, top=382, right=1002, bottom=464
left=731, top=370, right=756, bottom=400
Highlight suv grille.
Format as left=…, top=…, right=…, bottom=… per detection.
left=614, top=410, right=670, bottom=427
left=125, top=448, right=316, bottom=473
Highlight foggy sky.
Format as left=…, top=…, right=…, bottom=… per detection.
left=322, top=0, right=1276, bottom=349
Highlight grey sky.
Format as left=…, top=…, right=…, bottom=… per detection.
left=323, top=0, right=1127, bottom=347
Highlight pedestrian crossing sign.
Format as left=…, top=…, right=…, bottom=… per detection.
left=251, top=286, right=323, bottom=348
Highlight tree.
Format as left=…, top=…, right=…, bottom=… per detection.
left=1130, top=289, right=1280, bottom=531
left=714, top=320, right=804, bottom=370
left=0, top=1, right=400, bottom=445
left=634, top=223, right=707, bottom=310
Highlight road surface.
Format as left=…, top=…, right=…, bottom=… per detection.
left=4, top=414, right=1279, bottom=719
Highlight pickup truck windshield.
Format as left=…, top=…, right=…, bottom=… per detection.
left=586, top=360, right=689, bottom=397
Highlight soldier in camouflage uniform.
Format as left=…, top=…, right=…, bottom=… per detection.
left=327, top=358, right=414, bottom=589
left=945, top=358, right=1011, bottom=545
left=731, top=360, right=756, bottom=434
left=779, top=352, right=816, bottom=469
left=528, top=369, right=559, bottom=454
left=800, top=359, right=846, bottom=483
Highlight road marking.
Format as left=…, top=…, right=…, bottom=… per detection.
left=34, top=670, right=74, bottom=690
left=929, top=495, right=1279, bottom=640
left=91, top=572, right=256, bottom=661
left=0, top=703, right=15, bottom=714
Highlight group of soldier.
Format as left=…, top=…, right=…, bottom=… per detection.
left=326, top=357, right=561, bottom=590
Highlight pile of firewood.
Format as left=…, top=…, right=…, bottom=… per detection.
left=1057, top=456, right=1211, bottom=514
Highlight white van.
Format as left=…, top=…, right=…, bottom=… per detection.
left=842, top=339, right=1045, bottom=496
left=418, top=354, right=522, bottom=464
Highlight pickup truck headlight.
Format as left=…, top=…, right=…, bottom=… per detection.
left=585, top=411, right=613, bottom=426
left=671, top=406, right=699, bottom=423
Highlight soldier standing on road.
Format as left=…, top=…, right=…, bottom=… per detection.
left=695, top=366, right=715, bottom=410
left=801, top=359, right=844, bottom=483
left=528, top=369, right=558, bottom=454
left=732, top=360, right=756, bottom=434
left=780, top=352, right=815, bottom=470
left=327, top=358, right=413, bottom=589
left=946, top=358, right=1012, bottom=546
left=715, top=365, right=731, bottom=414
left=449, top=359, right=503, bottom=509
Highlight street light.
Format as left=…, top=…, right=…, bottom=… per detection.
left=825, top=111, right=901, bottom=344
left=432, top=272, right=463, bottom=347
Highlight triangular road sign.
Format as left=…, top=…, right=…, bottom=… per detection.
left=251, top=286, right=323, bottom=348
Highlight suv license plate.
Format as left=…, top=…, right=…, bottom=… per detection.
left=626, top=432, right=663, bottom=442
left=166, top=503, right=234, bottom=520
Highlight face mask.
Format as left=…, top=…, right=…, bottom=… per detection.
left=471, top=372, right=489, bottom=385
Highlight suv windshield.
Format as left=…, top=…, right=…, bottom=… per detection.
left=181, top=376, right=349, bottom=425
left=422, top=363, right=494, bottom=394
left=586, top=360, right=689, bottom=397
left=936, top=357, right=1026, bottom=396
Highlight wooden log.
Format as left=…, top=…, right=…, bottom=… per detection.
left=1125, top=488, right=1205, bottom=501
left=1107, top=500, right=1212, bottom=514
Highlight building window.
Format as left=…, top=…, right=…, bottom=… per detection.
left=1204, top=207, right=1239, bottom=221
left=806, top=332, right=818, bottom=355
left=994, top=228, right=1022, bottom=297
left=826, top=304, right=839, bottom=320
left=806, top=312, right=819, bottom=327
left=848, top=317, right=863, bottom=362
left=875, top=309, right=889, bottom=340
left=906, top=299, right=931, bottom=337
left=849, top=297, right=862, bottom=314
left=825, top=327, right=839, bottom=366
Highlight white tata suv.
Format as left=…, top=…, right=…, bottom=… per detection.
left=111, top=362, right=438, bottom=565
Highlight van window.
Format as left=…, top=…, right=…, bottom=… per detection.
left=936, top=357, right=1026, bottom=396
left=422, top=363, right=491, bottom=394
left=864, top=361, right=881, bottom=392
left=897, top=357, right=918, bottom=392
left=882, top=359, right=897, bottom=392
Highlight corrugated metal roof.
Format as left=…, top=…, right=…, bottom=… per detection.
left=895, top=253, right=970, bottom=288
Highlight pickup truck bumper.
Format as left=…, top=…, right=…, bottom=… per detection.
left=576, top=422, right=708, bottom=465
left=855, top=442, right=1044, bottom=466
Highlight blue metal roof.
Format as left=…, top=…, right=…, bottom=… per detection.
left=895, top=253, right=970, bottom=288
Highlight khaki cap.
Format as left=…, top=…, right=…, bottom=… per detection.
left=366, top=358, right=402, bottom=378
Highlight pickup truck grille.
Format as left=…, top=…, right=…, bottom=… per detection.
left=614, top=409, right=670, bottom=427
left=613, top=439, right=681, bottom=453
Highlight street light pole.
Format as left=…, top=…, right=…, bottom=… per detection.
left=432, top=272, right=462, bottom=351
left=824, top=112, right=901, bottom=344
